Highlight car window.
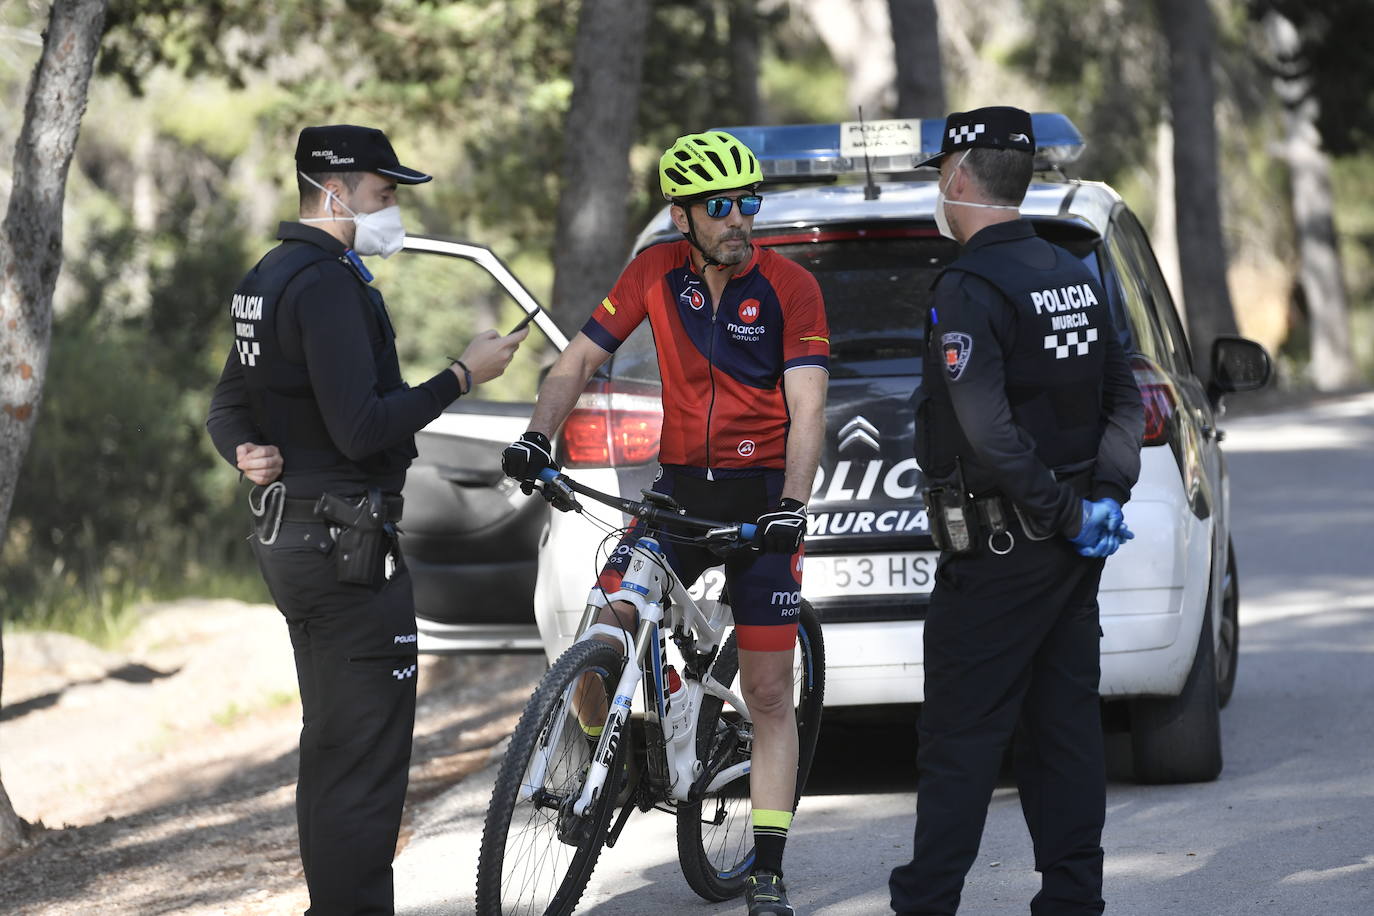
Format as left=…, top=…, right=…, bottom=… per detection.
left=1103, top=223, right=1170, bottom=365
left=767, top=235, right=951, bottom=378
left=374, top=248, right=551, bottom=401
left=1112, top=209, right=1194, bottom=372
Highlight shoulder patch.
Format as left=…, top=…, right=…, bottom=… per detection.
left=941, top=331, right=973, bottom=381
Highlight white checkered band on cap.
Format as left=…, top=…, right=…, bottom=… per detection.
left=949, top=123, right=987, bottom=146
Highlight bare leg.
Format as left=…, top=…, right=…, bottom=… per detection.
left=572, top=600, right=638, bottom=728
left=739, top=647, right=798, bottom=812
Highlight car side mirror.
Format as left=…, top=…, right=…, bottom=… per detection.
left=1208, top=336, right=1271, bottom=406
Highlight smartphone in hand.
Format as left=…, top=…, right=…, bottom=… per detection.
left=509, top=307, right=541, bottom=335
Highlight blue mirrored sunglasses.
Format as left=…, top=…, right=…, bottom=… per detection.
left=702, top=194, right=763, bottom=219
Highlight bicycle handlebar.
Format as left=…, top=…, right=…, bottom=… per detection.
left=535, top=467, right=759, bottom=545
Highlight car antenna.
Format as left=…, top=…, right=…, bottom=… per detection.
left=858, top=105, right=881, bottom=201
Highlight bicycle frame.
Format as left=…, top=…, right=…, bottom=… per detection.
left=526, top=470, right=759, bottom=818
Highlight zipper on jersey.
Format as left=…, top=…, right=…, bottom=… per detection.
left=704, top=297, right=720, bottom=481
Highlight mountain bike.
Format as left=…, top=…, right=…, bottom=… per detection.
left=475, top=467, right=825, bottom=916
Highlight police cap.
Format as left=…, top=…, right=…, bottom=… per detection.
left=916, top=106, right=1035, bottom=169
left=295, top=125, right=432, bottom=184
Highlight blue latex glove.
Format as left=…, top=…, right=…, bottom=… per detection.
left=1070, top=498, right=1135, bottom=558
left=1080, top=524, right=1135, bottom=558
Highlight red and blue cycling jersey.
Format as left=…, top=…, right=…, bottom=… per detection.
left=580, top=239, right=830, bottom=470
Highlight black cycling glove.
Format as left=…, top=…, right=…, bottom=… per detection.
left=501, top=431, right=558, bottom=486
left=756, top=498, right=807, bottom=554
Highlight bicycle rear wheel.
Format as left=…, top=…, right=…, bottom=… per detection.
left=476, top=640, right=626, bottom=916
left=676, top=600, right=826, bottom=901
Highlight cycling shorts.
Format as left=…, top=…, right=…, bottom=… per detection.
left=598, top=465, right=803, bottom=652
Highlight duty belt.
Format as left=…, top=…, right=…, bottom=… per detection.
left=280, top=494, right=404, bottom=524
left=249, top=483, right=403, bottom=546
left=925, top=468, right=1093, bottom=555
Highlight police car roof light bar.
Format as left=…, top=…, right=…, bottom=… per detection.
left=719, top=113, right=1085, bottom=181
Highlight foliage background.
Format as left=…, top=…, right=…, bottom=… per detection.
left=1, top=0, right=1370, bottom=638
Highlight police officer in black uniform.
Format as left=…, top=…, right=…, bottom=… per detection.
left=206, top=125, right=525, bottom=915
left=889, top=107, right=1144, bottom=916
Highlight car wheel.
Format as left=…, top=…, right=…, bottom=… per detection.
left=1215, top=539, right=1239, bottom=709
left=1129, top=602, right=1223, bottom=784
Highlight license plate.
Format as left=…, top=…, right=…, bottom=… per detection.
left=803, top=552, right=938, bottom=599
left=684, top=552, right=939, bottom=604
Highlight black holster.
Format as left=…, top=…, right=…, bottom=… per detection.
left=315, top=488, right=402, bottom=586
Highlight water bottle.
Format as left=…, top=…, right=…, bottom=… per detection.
left=664, top=664, right=691, bottom=740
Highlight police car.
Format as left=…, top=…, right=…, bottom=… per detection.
left=526, top=114, right=1271, bottom=784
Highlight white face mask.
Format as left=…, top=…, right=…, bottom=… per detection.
left=298, top=173, right=407, bottom=259
left=934, top=150, right=1020, bottom=242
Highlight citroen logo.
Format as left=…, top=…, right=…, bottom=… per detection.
left=838, top=416, right=881, bottom=453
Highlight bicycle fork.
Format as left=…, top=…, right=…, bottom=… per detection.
left=570, top=611, right=658, bottom=817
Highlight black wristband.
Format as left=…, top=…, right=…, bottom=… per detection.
left=447, top=357, right=473, bottom=395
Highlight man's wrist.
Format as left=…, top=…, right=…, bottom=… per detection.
left=447, top=358, right=473, bottom=395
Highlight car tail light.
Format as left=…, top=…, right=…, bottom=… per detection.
left=1131, top=355, right=1177, bottom=447
left=559, top=380, right=663, bottom=467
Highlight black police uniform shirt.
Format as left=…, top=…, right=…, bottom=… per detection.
left=914, top=219, right=1143, bottom=536
left=207, top=222, right=461, bottom=500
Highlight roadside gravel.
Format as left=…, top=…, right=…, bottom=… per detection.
left=0, top=598, right=544, bottom=915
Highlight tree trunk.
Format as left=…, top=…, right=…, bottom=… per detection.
left=1154, top=0, right=1238, bottom=377
left=729, top=0, right=763, bottom=125
left=1151, top=115, right=1185, bottom=316
left=549, top=0, right=653, bottom=336
left=888, top=0, right=945, bottom=118
left=0, top=0, right=109, bottom=855
left=802, top=0, right=896, bottom=117
left=1264, top=11, right=1356, bottom=391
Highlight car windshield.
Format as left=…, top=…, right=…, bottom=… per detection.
left=766, top=234, right=953, bottom=378
left=612, top=222, right=1112, bottom=383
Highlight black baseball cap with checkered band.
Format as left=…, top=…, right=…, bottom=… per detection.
left=916, top=106, right=1035, bottom=169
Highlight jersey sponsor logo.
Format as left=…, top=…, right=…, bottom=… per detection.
left=726, top=320, right=766, bottom=341
left=737, top=439, right=756, bottom=457
left=738, top=299, right=761, bottom=324
left=1044, top=327, right=1099, bottom=359
left=1030, top=283, right=1099, bottom=315
left=678, top=285, right=705, bottom=311
left=771, top=589, right=802, bottom=607
left=791, top=544, right=805, bottom=584
left=941, top=331, right=973, bottom=380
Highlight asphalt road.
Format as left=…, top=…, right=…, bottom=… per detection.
left=396, top=390, right=1374, bottom=916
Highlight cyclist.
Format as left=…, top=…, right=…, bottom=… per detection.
left=503, top=130, right=829, bottom=916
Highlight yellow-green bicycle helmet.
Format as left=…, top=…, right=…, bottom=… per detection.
left=659, top=131, right=763, bottom=200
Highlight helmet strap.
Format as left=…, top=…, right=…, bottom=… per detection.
left=681, top=207, right=728, bottom=270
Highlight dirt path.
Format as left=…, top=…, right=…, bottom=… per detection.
left=0, top=598, right=544, bottom=915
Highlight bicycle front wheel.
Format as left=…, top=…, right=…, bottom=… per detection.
left=476, top=639, right=626, bottom=916
left=676, top=599, right=826, bottom=901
